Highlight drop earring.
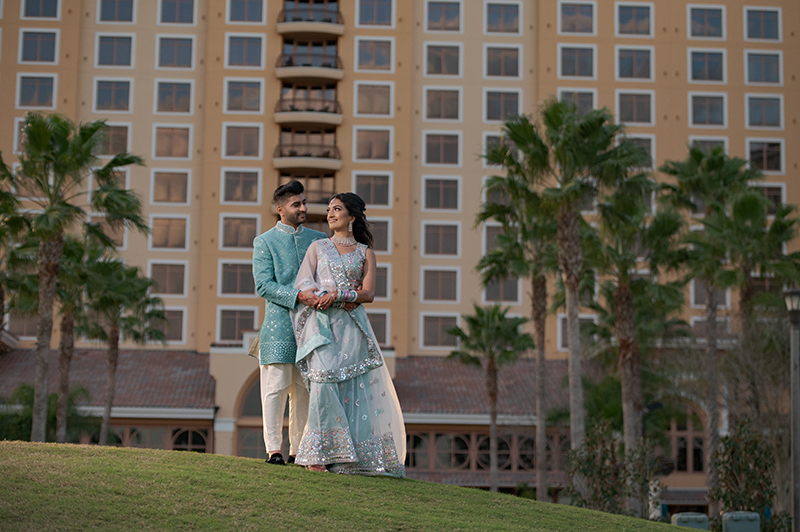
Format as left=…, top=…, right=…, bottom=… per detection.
left=348, top=220, right=353, bottom=233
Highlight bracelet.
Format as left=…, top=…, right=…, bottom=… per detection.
left=334, top=289, right=358, bottom=303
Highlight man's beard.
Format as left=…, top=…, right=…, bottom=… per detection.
left=285, top=211, right=306, bottom=226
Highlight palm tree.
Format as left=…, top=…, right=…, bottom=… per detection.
left=83, top=260, right=165, bottom=445
left=448, top=305, right=534, bottom=492
left=0, top=173, right=27, bottom=332
left=0, top=112, right=147, bottom=442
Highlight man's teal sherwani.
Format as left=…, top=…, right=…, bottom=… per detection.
left=252, top=222, right=326, bottom=365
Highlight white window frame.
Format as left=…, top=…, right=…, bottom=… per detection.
left=422, top=174, right=462, bottom=213
left=93, top=32, right=135, bottom=69
left=424, top=0, right=464, bottom=34
left=147, top=259, right=189, bottom=298
left=15, top=72, right=57, bottom=110
left=420, top=220, right=461, bottom=259
left=148, top=213, right=190, bottom=252
left=96, top=0, right=137, bottom=25
left=355, top=0, right=396, bottom=29
left=687, top=4, right=726, bottom=41
left=224, top=32, right=266, bottom=70
left=157, top=306, right=188, bottom=345
left=688, top=91, right=728, bottom=129
left=688, top=135, right=728, bottom=154
left=557, top=87, right=598, bottom=114
left=615, top=45, right=655, bottom=82
left=88, top=166, right=130, bottom=204
left=687, top=47, right=727, bottom=84
left=614, top=2, right=654, bottom=38
left=374, top=262, right=392, bottom=301
left=353, top=80, right=395, bottom=119
left=557, top=313, right=599, bottom=352
left=18, top=28, right=60, bottom=65
left=483, top=43, right=523, bottom=80
left=157, top=0, right=197, bottom=26
left=215, top=305, right=259, bottom=344
left=481, top=132, right=505, bottom=169
left=12, top=117, right=25, bottom=155
left=744, top=49, right=783, bottom=87
left=420, top=266, right=461, bottom=304
left=354, top=36, right=395, bottom=74
left=745, top=137, right=785, bottom=175
left=218, top=212, right=260, bottom=252
left=750, top=181, right=785, bottom=220
left=352, top=125, right=394, bottom=164
left=369, top=216, right=393, bottom=256
left=419, top=311, right=461, bottom=350
left=366, top=309, right=392, bottom=346
left=689, top=316, right=732, bottom=335
left=481, top=276, right=523, bottom=306
left=221, top=122, right=263, bottom=160
left=149, top=168, right=191, bottom=206
left=225, top=0, right=266, bottom=25
left=626, top=133, right=656, bottom=170
left=5, top=311, right=37, bottom=340
left=11, top=162, right=48, bottom=201
left=743, top=6, right=781, bottom=42
left=744, top=93, right=783, bottom=130
left=422, top=129, right=462, bottom=167
left=86, top=212, right=128, bottom=250
left=155, top=34, right=196, bottom=71
left=483, top=0, right=523, bottom=36
left=20, top=0, right=61, bottom=20
left=615, top=89, right=655, bottom=127
left=153, top=78, right=195, bottom=115
left=557, top=43, right=597, bottom=80
left=94, top=121, right=131, bottom=158
left=351, top=171, right=393, bottom=209
left=217, top=258, right=256, bottom=298
left=92, top=76, right=134, bottom=114
left=223, top=77, right=264, bottom=115
left=557, top=0, right=597, bottom=36
left=690, top=279, right=730, bottom=309
left=220, top=167, right=262, bottom=206
left=151, top=123, right=193, bottom=160
left=423, top=41, right=463, bottom=79
left=422, top=85, right=462, bottom=122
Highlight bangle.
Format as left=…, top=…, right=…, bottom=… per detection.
left=334, top=289, right=358, bottom=303
left=347, top=290, right=358, bottom=303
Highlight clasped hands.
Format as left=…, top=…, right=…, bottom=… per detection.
left=298, top=289, right=358, bottom=311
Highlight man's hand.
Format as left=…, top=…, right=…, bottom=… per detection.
left=298, top=289, right=319, bottom=307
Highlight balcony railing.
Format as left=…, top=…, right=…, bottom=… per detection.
left=274, top=99, right=342, bottom=114
left=275, top=53, right=343, bottom=69
left=278, top=8, right=344, bottom=24
left=273, top=143, right=341, bottom=159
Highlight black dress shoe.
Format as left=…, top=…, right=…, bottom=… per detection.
left=266, top=453, right=285, bottom=465
left=286, top=455, right=296, bottom=465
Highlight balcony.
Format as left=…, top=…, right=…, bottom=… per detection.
left=277, top=9, right=344, bottom=36
left=274, top=99, right=343, bottom=126
left=272, top=143, right=341, bottom=171
left=275, top=54, right=343, bottom=80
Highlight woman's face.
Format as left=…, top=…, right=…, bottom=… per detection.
left=327, top=198, right=355, bottom=233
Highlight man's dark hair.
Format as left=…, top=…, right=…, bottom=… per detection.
left=273, top=180, right=304, bottom=205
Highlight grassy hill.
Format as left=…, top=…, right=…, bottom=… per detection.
left=0, top=441, right=676, bottom=531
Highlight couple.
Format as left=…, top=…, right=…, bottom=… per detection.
left=252, top=180, right=405, bottom=477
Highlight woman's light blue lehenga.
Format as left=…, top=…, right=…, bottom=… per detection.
left=290, top=239, right=406, bottom=477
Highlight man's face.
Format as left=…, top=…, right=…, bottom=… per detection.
left=276, top=193, right=307, bottom=227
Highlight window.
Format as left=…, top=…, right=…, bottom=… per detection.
left=23, top=0, right=58, bottom=18
left=227, top=35, right=263, bottom=67
left=486, top=46, right=519, bottom=77
left=20, top=31, right=57, bottom=63
left=424, top=223, right=458, bottom=256
left=754, top=184, right=784, bottom=216
left=355, top=128, right=391, bottom=161
left=278, top=127, right=337, bottom=158
left=218, top=308, right=256, bottom=342
left=748, top=140, right=782, bottom=173
left=559, top=45, right=594, bottom=78
left=281, top=39, right=338, bottom=68
left=423, top=269, right=458, bottom=302
left=160, top=0, right=193, bottom=23
left=95, top=80, right=131, bottom=112
left=356, top=38, right=392, bottom=72
left=427, top=1, right=459, bottom=31
left=7, top=314, right=38, bottom=338
left=486, top=2, right=520, bottom=33
left=668, top=404, right=705, bottom=473
left=424, top=178, right=458, bottom=210
left=746, top=52, right=781, bottom=84
left=689, top=50, right=724, bottom=82
left=559, top=89, right=595, bottom=117
left=367, top=312, right=389, bottom=347
left=279, top=172, right=334, bottom=204
left=226, top=80, right=261, bottom=113
left=152, top=171, right=188, bottom=204
left=485, top=90, right=519, bottom=122
left=617, top=92, right=652, bottom=125
left=616, top=3, right=651, bottom=36
left=158, top=37, right=193, bottom=68
left=558, top=314, right=597, bottom=351
left=628, top=136, right=654, bottom=168
left=424, top=133, right=459, bottom=165
left=224, top=125, right=261, bottom=158
left=95, top=125, right=128, bottom=156
left=17, top=75, right=55, bottom=108
left=356, top=83, right=392, bottom=116
left=152, top=309, right=184, bottom=342
left=560, top=2, right=594, bottom=34
left=689, top=6, right=723, bottom=39
left=747, top=96, right=781, bottom=128
left=426, top=44, right=459, bottom=76
left=97, top=35, right=132, bottom=66
left=691, top=278, right=727, bottom=308
left=222, top=170, right=259, bottom=203
left=151, top=217, right=188, bottom=249
left=355, top=173, right=390, bottom=206
left=746, top=8, right=779, bottom=40
left=89, top=215, right=125, bottom=248
left=374, top=265, right=390, bottom=299
left=99, top=0, right=134, bottom=22
left=154, top=126, right=190, bottom=158
left=229, top=0, right=263, bottom=23
left=617, top=47, right=652, bottom=80
left=425, top=88, right=459, bottom=120
left=359, top=0, right=391, bottom=26
left=485, top=277, right=518, bottom=303
left=690, top=94, right=725, bottom=127
left=221, top=215, right=258, bottom=249
left=371, top=219, right=390, bottom=253
left=691, top=137, right=725, bottom=154
left=422, top=315, right=457, bottom=347
left=150, top=263, right=186, bottom=295
left=220, top=262, right=255, bottom=295
left=156, top=82, right=191, bottom=113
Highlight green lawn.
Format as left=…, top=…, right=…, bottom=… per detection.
left=0, top=441, right=676, bottom=531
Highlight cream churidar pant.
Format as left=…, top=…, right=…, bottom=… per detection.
left=260, top=363, right=309, bottom=456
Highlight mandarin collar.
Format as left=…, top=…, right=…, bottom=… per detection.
left=276, top=221, right=303, bottom=235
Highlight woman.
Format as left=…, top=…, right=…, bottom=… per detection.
left=291, top=193, right=406, bottom=476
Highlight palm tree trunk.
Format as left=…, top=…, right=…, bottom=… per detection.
left=704, top=282, right=720, bottom=516
left=487, top=355, right=499, bottom=493
left=557, top=203, right=586, bottom=450
left=0, top=283, right=5, bottom=331
left=532, top=273, right=548, bottom=501
left=615, top=280, right=642, bottom=454
left=56, top=309, right=74, bottom=443
left=99, top=323, right=120, bottom=446
left=31, top=236, right=63, bottom=442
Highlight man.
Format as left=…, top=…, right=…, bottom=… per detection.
left=252, top=180, right=326, bottom=465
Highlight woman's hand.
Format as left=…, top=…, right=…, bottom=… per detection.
left=315, top=291, right=337, bottom=310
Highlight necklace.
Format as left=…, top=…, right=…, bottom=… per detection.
left=330, top=234, right=356, bottom=246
